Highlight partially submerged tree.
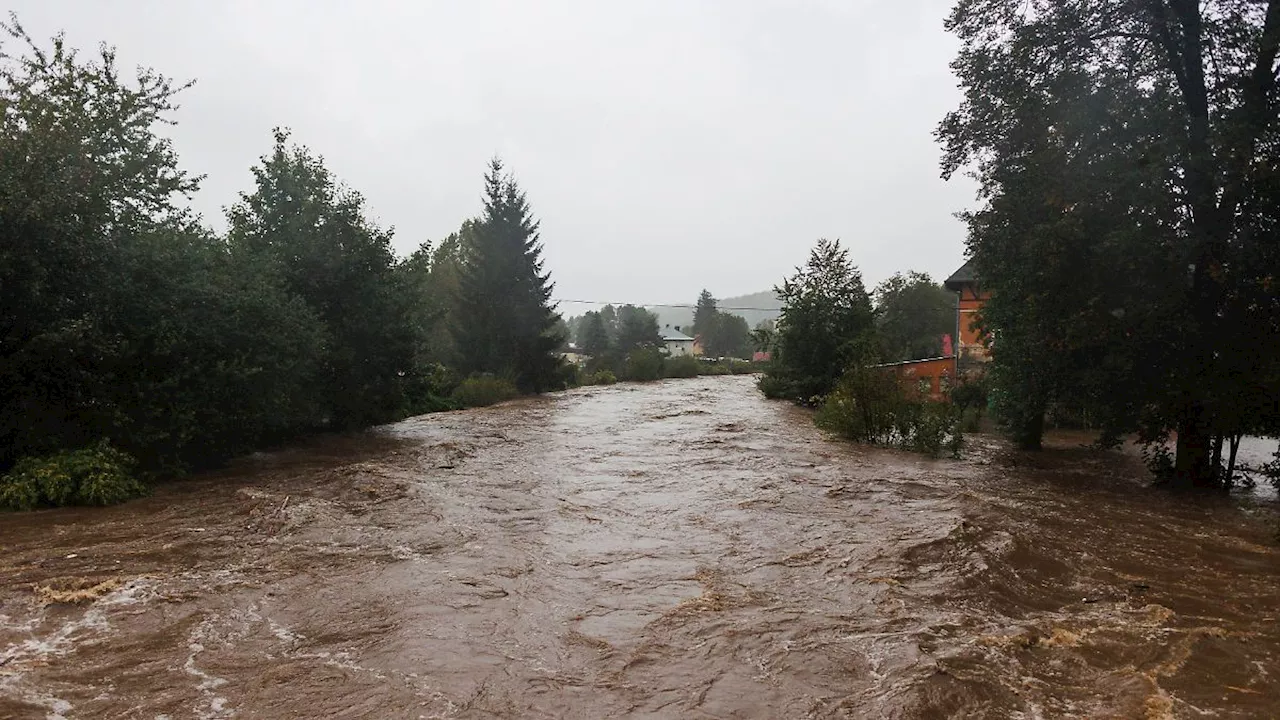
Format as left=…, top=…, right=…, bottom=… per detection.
left=940, top=0, right=1280, bottom=486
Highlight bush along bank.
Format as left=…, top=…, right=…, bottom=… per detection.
left=813, top=366, right=964, bottom=458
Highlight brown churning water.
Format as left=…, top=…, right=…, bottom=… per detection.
left=1, top=376, right=1277, bottom=718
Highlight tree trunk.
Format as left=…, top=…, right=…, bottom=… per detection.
left=1174, top=412, right=1216, bottom=489
left=1018, top=410, right=1045, bottom=451
left=1226, top=434, right=1242, bottom=489
left=1211, top=434, right=1224, bottom=480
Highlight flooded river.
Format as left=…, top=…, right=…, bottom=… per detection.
left=2, top=376, right=1277, bottom=718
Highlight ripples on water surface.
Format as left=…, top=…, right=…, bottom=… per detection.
left=1, top=376, right=1277, bottom=718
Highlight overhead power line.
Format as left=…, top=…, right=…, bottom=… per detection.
left=553, top=298, right=961, bottom=316
left=553, top=298, right=781, bottom=312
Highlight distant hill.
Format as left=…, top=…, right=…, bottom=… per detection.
left=651, top=290, right=782, bottom=331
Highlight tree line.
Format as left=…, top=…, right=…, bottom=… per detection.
left=0, top=20, right=564, bottom=507
left=938, top=0, right=1280, bottom=489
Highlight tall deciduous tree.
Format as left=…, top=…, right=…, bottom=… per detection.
left=874, top=272, right=957, bottom=363
left=0, top=19, right=327, bottom=474
left=614, top=305, right=661, bottom=354
left=228, top=130, right=413, bottom=429
left=940, top=0, right=1280, bottom=486
left=454, top=159, right=564, bottom=392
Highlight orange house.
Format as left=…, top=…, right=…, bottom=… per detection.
left=874, top=356, right=954, bottom=402
left=943, top=260, right=991, bottom=364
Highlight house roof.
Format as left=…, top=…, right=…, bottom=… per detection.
left=660, top=327, right=694, bottom=341
left=943, top=260, right=977, bottom=291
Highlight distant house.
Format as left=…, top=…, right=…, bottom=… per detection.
left=660, top=326, right=696, bottom=357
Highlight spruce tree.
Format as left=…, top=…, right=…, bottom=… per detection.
left=455, top=159, right=564, bottom=392
left=692, top=290, right=718, bottom=339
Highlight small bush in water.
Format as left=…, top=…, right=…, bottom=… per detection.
left=664, top=355, right=701, bottom=379
left=451, top=375, right=520, bottom=408
left=623, top=348, right=665, bottom=382
left=582, top=369, right=618, bottom=386
left=815, top=366, right=963, bottom=457
left=0, top=442, right=146, bottom=510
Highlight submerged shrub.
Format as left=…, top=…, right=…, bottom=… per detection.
left=0, top=472, right=41, bottom=511
left=623, top=348, right=665, bottom=382
left=815, top=367, right=963, bottom=457
left=664, top=355, right=700, bottom=379
left=451, top=375, right=520, bottom=408
left=699, top=360, right=731, bottom=376
left=582, top=369, right=617, bottom=386
left=1, top=442, right=145, bottom=510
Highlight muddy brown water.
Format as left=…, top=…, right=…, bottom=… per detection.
left=2, top=376, right=1278, bottom=719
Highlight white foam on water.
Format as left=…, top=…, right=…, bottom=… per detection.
left=1, top=578, right=155, bottom=674
left=268, top=619, right=304, bottom=645
left=183, top=617, right=232, bottom=719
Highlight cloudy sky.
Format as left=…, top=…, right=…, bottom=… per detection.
left=10, top=0, right=977, bottom=309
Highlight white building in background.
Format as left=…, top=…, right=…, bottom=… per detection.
left=660, top=326, right=696, bottom=357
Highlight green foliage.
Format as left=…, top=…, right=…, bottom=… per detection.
left=581, top=369, right=618, bottom=386
left=693, top=290, right=718, bottom=339
left=815, top=367, right=963, bottom=457
left=0, top=471, right=40, bottom=511
left=950, top=377, right=990, bottom=433
left=663, top=355, right=701, bottom=379
left=940, top=0, right=1280, bottom=486
left=874, top=272, right=955, bottom=362
left=699, top=360, right=731, bottom=376
left=698, top=359, right=756, bottom=376
left=451, top=375, right=519, bottom=409
left=615, top=305, right=662, bottom=354
left=1, top=442, right=145, bottom=510
left=228, top=129, right=413, bottom=430
left=760, top=239, right=875, bottom=404
left=401, top=362, right=462, bottom=415
left=579, top=312, right=610, bottom=357
left=0, top=22, right=583, bottom=491
left=454, top=159, right=565, bottom=393
left=690, top=290, right=754, bottom=358
left=623, top=348, right=666, bottom=382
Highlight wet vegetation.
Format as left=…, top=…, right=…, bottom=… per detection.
left=0, top=19, right=566, bottom=508
left=758, top=239, right=966, bottom=456
left=758, top=3, right=1280, bottom=484
left=939, top=0, right=1280, bottom=490
left=815, top=366, right=964, bottom=458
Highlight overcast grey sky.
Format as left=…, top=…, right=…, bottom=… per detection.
left=11, top=0, right=977, bottom=308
